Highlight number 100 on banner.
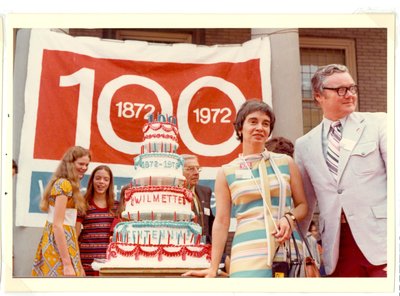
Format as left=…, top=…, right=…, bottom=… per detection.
left=33, top=47, right=265, bottom=167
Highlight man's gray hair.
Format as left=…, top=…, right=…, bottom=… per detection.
left=181, top=154, right=198, bottom=162
left=311, top=64, right=349, bottom=100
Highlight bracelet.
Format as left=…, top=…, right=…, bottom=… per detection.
left=285, top=212, right=296, bottom=222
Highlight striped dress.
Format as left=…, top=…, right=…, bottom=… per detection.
left=77, top=200, right=119, bottom=276
left=223, top=152, right=297, bottom=277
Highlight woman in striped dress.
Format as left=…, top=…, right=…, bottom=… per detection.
left=76, top=165, right=119, bottom=276
left=183, top=100, right=308, bottom=277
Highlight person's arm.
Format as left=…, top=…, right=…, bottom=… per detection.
left=274, top=156, right=308, bottom=243
left=287, top=156, right=308, bottom=221
left=75, top=221, right=82, bottom=238
left=182, top=168, right=231, bottom=277
left=306, top=235, right=321, bottom=268
left=294, top=142, right=317, bottom=235
left=208, top=168, right=231, bottom=275
left=53, top=195, right=75, bottom=276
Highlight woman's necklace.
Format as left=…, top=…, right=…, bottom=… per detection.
left=239, top=148, right=270, bottom=169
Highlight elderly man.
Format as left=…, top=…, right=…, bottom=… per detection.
left=295, top=64, right=387, bottom=277
left=181, top=154, right=214, bottom=244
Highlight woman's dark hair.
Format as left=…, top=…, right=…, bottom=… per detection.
left=84, top=165, right=115, bottom=214
left=265, top=137, right=294, bottom=157
left=234, top=99, right=275, bottom=142
left=308, top=220, right=317, bottom=232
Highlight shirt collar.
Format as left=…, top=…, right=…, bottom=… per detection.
left=322, top=116, right=348, bottom=136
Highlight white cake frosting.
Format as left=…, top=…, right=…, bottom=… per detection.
left=92, top=114, right=211, bottom=272
left=121, top=185, right=194, bottom=221
left=132, top=153, right=185, bottom=186
left=112, top=221, right=202, bottom=245
left=142, top=121, right=179, bottom=153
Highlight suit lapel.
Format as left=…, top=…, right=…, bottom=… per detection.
left=194, top=186, right=203, bottom=203
left=309, top=123, right=331, bottom=174
left=337, top=113, right=365, bottom=182
left=193, top=186, right=204, bottom=227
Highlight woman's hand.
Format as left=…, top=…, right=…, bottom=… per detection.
left=63, top=263, right=76, bottom=276
left=272, top=216, right=293, bottom=243
left=181, top=268, right=218, bottom=278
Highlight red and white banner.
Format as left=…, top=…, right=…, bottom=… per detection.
left=16, top=29, right=271, bottom=227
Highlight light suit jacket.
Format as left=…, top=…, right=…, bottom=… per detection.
left=294, top=112, right=387, bottom=275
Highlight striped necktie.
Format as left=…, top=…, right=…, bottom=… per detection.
left=326, top=121, right=342, bottom=181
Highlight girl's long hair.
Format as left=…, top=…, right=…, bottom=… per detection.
left=84, top=165, right=116, bottom=215
left=115, top=184, right=130, bottom=217
left=40, top=146, right=91, bottom=214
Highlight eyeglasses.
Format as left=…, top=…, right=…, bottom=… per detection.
left=323, top=85, right=358, bottom=96
left=184, top=166, right=202, bottom=172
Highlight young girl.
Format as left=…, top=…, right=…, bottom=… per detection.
left=76, top=165, right=119, bottom=276
left=32, top=146, right=91, bottom=277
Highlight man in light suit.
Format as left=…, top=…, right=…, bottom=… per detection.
left=182, top=154, right=215, bottom=244
left=295, top=64, right=387, bottom=277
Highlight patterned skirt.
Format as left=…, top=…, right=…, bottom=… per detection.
left=32, top=221, right=84, bottom=276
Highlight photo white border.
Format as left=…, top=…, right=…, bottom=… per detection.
left=1, top=13, right=397, bottom=295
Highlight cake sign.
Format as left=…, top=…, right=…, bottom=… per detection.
left=130, top=192, right=186, bottom=206
left=148, top=113, right=177, bottom=125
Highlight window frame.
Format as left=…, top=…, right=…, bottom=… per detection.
left=299, top=36, right=358, bottom=133
left=299, top=36, right=357, bottom=82
left=114, top=30, right=193, bottom=43
left=102, top=29, right=205, bottom=44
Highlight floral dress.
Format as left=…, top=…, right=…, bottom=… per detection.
left=32, top=178, right=84, bottom=276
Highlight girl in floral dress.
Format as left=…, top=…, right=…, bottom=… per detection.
left=32, top=146, right=91, bottom=276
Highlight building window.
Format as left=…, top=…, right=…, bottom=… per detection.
left=104, top=29, right=205, bottom=44
left=299, top=37, right=357, bottom=133
left=68, top=29, right=205, bottom=44
left=114, top=30, right=192, bottom=43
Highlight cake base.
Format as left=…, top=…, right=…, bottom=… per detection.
left=99, top=267, right=203, bottom=277
left=99, top=267, right=228, bottom=277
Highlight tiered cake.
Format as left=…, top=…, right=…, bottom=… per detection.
left=93, top=114, right=211, bottom=270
